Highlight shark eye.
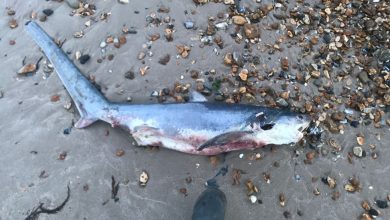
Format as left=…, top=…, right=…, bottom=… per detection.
left=261, top=123, right=275, bottom=130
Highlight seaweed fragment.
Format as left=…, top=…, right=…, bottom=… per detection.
left=25, top=185, right=70, bottom=220
left=111, top=175, right=120, bottom=202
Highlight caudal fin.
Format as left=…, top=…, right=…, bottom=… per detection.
left=25, top=21, right=109, bottom=128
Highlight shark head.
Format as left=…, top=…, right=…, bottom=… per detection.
left=251, top=112, right=311, bottom=146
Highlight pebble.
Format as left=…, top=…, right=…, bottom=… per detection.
left=42, top=9, right=53, bottom=16
left=350, top=121, right=359, bottom=127
left=100, top=41, right=107, bottom=48
left=358, top=72, right=370, bottom=84
left=151, top=91, right=159, bottom=97
left=79, top=54, right=90, bottom=64
left=215, top=22, right=228, bottom=30
left=7, top=9, right=16, bottom=16
left=331, top=112, right=345, bottom=121
left=232, top=16, right=247, bottom=25
left=9, top=19, right=18, bottom=28
left=276, top=98, right=289, bottom=107
left=184, top=21, right=194, bottom=29
left=66, top=0, right=80, bottom=9
left=249, top=195, right=257, bottom=204
left=376, top=200, right=389, bottom=209
left=353, top=146, right=364, bottom=158
left=158, top=54, right=170, bottom=65
left=138, top=52, right=146, bottom=60
left=323, top=33, right=332, bottom=44
left=17, top=64, right=37, bottom=75
left=124, top=70, right=135, bottom=80
left=244, top=24, right=260, bottom=39
left=224, top=0, right=234, bottom=4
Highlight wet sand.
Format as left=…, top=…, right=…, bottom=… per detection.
left=0, top=0, right=389, bottom=219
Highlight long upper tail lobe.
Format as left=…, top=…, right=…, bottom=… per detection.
left=25, top=21, right=109, bottom=128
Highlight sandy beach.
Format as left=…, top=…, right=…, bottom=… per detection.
left=0, top=0, right=389, bottom=219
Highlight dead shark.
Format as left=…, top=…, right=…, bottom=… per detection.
left=25, top=21, right=310, bottom=155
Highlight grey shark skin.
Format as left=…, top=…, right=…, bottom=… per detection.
left=25, top=21, right=310, bottom=155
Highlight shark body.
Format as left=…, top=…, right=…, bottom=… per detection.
left=25, top=21, right=310, bottom=155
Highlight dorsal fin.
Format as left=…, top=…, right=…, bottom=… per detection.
left=190, top=91, right=207, bottom=102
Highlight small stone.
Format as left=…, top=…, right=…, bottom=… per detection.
left=42, top=9, right=53, bottom=16
left=249, top=195, right=257, bottom=203
left=215, top=22, right=228, bottom=30
left=302, top=14, right=310, bottom=25
left=344, top=183, right=356, bottom=193
left=281, top=57, right=289, bottom=71
left=362, top=201, right=371, bottom=211
left=9, top=19, right=18, bottom=29
left=118, top=0, right=129, bottom=3
left=149, top=33, right=160, bottom=41
left=311, top=36, right=319, bottom=45
left=190, top=70, right=199, bottom=79
left=79, top=54, right=90, bottom=64
left=179, top=188, right=188, bottom=196
left=376, top=200, right=389, bottom=209
left=224, top=53, right=233, bottom=65
left=368, top=208, right=379, bottom=218
left=17, top=64, right=37, bottom=75
left=107, top=54, right=114, bottom=61
left=331, top=112, right=345, bottom=121
left=115, top=149, right=125, bottom=157
left=140, top=66, right=149, bottom=76
left=138, top=52, right=146, bottom=60
left=139, top=171, right=149, bottom=187
left=322, top=176, right=336, bottom=188
left=176, top=45, right=191, bottom=58
left=239, top=69, right=248, bottom=81
left=276, top=98, right=289, bottom=107
left=119, top=36, right=127, bottom=45
left=66, top=0, right=80, bottom=9
left=158, top=54, right=170, bottom=65
left=224, top=0, right=235, bottom=4
left=350, top=121, right=359, bottom=127
left=279, top=193, right=286, bottom=207
left=323, top=33, right=332, bottom=44
left=311, top=71, right=321, bottom=78
left=358, top=72, right=370, bottom=84
left=357, top=136, right=365, bottom=146
left=124, top=70, right=135, bottom=79
left=9, top=40, right=16, bottom=45
left=7, top=9, right=16, bottom=16
left=353, top=146, right=364, bottom=158
left=184, top=21, right=194, bottom=29
left=232, top=16, right=247, bottom=25
left=100, top=41, right=107, bottom=48
left=244, top=24, right=260, bottom=39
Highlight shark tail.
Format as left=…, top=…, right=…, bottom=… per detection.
left=25, top=21, right=109, bottom=128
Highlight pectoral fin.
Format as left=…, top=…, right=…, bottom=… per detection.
left=197, top=131, right=252, bottom=151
